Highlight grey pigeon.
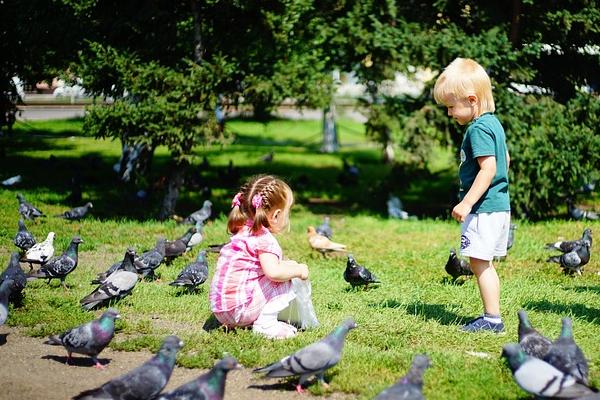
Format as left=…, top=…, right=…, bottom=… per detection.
left=156, top=356, right=239, bottom=400
left=55, top=202, right=93, bottom=221
left=73, top=335, right=183, bottom=400
left=92, top=248, right=136, bottom=285
left=344, top=254, right=380, bottom=289
left=374, top=354, right=431, bottom=400
left=22, top=231, right=55, bottom=269
left=545, top=228, right=593, bottom=253
left=444, top=249, right=472, bottom=281
left=28, top=236, right=84, bottom=289
left=547, top=241, right=591, bottom=275
left=165, top=228, right=197, bottom=260
left=44, top=308, right=120, bottom=369
left=169, top=250, right=209, bottom=291
left=14, top=219, right=36, bottom=252
left=502, top=343, right=595, bottom=399
left=206, top=243, right=226, bottom=254
left=186, top=222, right=204, bottom=251
left=81, top=249, right=138, bottom=311
left=260, top=151, right=274, bottom=163
left=16, top=193, right=45, bottom=220
left=316, top=216, right=333, bottom=239
left=183, top=200, right=212, bottom=225
left=254, top=318, right=357, bottom=393
left=517, top=309, right=551, bottom=359
left=567, top=198, right=599, bottom=221
left=134, top=238, right=166, bottom=278
left=543, top=317, right=589, bottom=385
left=0, top=279, right=12, bottom=325
left=0, top=252, right=27, bottom=303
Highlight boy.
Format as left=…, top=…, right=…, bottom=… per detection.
left=433, top=58, right=511, bottom=333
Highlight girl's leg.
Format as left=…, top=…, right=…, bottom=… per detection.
left=253, top=296, right=297, bottom=339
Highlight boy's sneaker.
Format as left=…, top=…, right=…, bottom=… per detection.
left=462, top=316, right=504, bottom=333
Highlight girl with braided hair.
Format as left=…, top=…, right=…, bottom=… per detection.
left=209, top=175, right=310, bottom=339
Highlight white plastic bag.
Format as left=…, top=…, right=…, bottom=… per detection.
left=279, top=278, right=319, bottom=329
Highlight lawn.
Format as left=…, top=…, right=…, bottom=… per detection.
left=1, top=118, right=599, bottom=399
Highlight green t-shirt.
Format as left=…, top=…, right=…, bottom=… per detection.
left=458, top=112, right=510, bottom=213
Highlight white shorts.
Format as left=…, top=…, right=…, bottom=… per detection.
left=460, top=211, right=511, bottom=261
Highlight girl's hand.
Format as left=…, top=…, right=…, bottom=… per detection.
left=297, top=263, right=309, bottom=280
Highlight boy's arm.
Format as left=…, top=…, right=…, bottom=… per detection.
left=452, top=155, right=496, bottom=222
left=259, top=253, right=309, bottom=282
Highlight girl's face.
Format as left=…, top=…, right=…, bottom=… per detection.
left=443, top=94, right=478, bottom=125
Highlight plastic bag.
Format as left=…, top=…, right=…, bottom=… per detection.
left=279, top=278, right=319, bottom=329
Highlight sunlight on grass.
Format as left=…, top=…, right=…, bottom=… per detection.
left=1, top=119, right=599, bottom=399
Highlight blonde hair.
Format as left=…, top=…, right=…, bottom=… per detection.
left=227, top=174, right=294, bottom=235
left=433, top=58, right=495, bottom=113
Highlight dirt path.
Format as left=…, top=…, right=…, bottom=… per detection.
left=0, top=326, right=356, bottom=400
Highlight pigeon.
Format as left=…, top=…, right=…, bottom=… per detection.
left=543, top=317, right=589, bottom=385
left=0, top=252, right=27, bottom=302
left=81, top=249, right=138, bottom=311
left=338, top=158, right=359, bottom=185
left=186, top=222, right=204, bottom=251
left=546, top=241, right=591, bottom=275
left=134, top=238, right=166, bottom=278
left=344, top=254, right=380, bottom=289
left=517, top=309, right=552, bottom=359
left=165, top=228, right=197, bottom=260
left=545, top=228, right=593, bottom=253
left=44, top=308, right=120, bottom=369
left=22, top=231, right=55, bottom=269
left=315, top=216, right=333, bottom=239
left=73, top=335, right=183, bottom=400
left=92, top=248, right=136, bottom=285
left=506, top=223, right=517, bottom=250
left=254, top=318, right=357, bottom=393
left=14, top=219, right=36, bottom=252
left=567, top=198, right=599, bottom=221
left=373, top=354, right=431, bottom=400
left=55, top=202, right=93, bottom=221
left=260, top=151, right=274, bottom=163
left=28, top=236, right=83, bottom=289
left=16, top=193, right=45, bottom=220
left=169, top=250, right=209, bottom=291
left=444, top=248, right=473, bottom=281
left=502, top=343, right=595, bottom=399
left=182, top=200, right=212, bottom=225
left=0, top=279, right=13, bottom=325
left=206, top=243, right=226, bottom=254
left=156, top=356, right=239, bottom=400
left=2, top=174, right=21, bottom=186
left=307, top=226, right=347, bottom=256
left=387, top=195, right=414, bottom=220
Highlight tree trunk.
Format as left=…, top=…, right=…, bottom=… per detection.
left=510, top=0, right=521, bottom=46
left=321, top=103, right=339, bottom=153
left=158, top=161, right=187, bottom=220
left=191, top=0, right=203, bottom=63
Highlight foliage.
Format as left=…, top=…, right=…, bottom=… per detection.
left=500, top=92, right=600, bottom=219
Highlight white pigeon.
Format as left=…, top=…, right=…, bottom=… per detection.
left=186, top=223, right=204, bottom=251
left=23, top=232, right=55, bottom=267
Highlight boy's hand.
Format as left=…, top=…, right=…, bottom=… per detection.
left=452, top=201, right=472, bottom=222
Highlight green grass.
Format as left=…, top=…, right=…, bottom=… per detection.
left=1, top=118, right=600, bottom=399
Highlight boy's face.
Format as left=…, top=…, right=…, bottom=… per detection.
left=443, top=95, right=477, bottom=126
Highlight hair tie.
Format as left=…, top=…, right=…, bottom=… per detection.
left=231, top=192, right=243, bottom=208
left=252, top=194, right=263, bottom=209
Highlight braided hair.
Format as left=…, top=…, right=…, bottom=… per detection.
left=228, top=175, right=294, bottom=234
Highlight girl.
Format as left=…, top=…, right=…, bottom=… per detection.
left=209, top=175, right=310, bottom=339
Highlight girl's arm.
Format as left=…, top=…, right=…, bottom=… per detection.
left=259, top=253, right=309, bottom=282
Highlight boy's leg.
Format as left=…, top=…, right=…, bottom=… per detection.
left=470, top=257, right=500, bottom=316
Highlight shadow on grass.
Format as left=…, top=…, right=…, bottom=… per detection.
left=524, top=300, right=600, bottom=324
left=372, top=301, right=470, bottom=326
left=41, top=354, right=112, bottom=368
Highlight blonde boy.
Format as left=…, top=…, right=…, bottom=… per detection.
left=434, top=58, right=510, bottom=333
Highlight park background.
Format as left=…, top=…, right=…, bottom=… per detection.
left=1, top=1, right=600, bottom=399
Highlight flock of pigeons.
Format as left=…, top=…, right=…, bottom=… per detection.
left=1, top=190, right=598, bottom=399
